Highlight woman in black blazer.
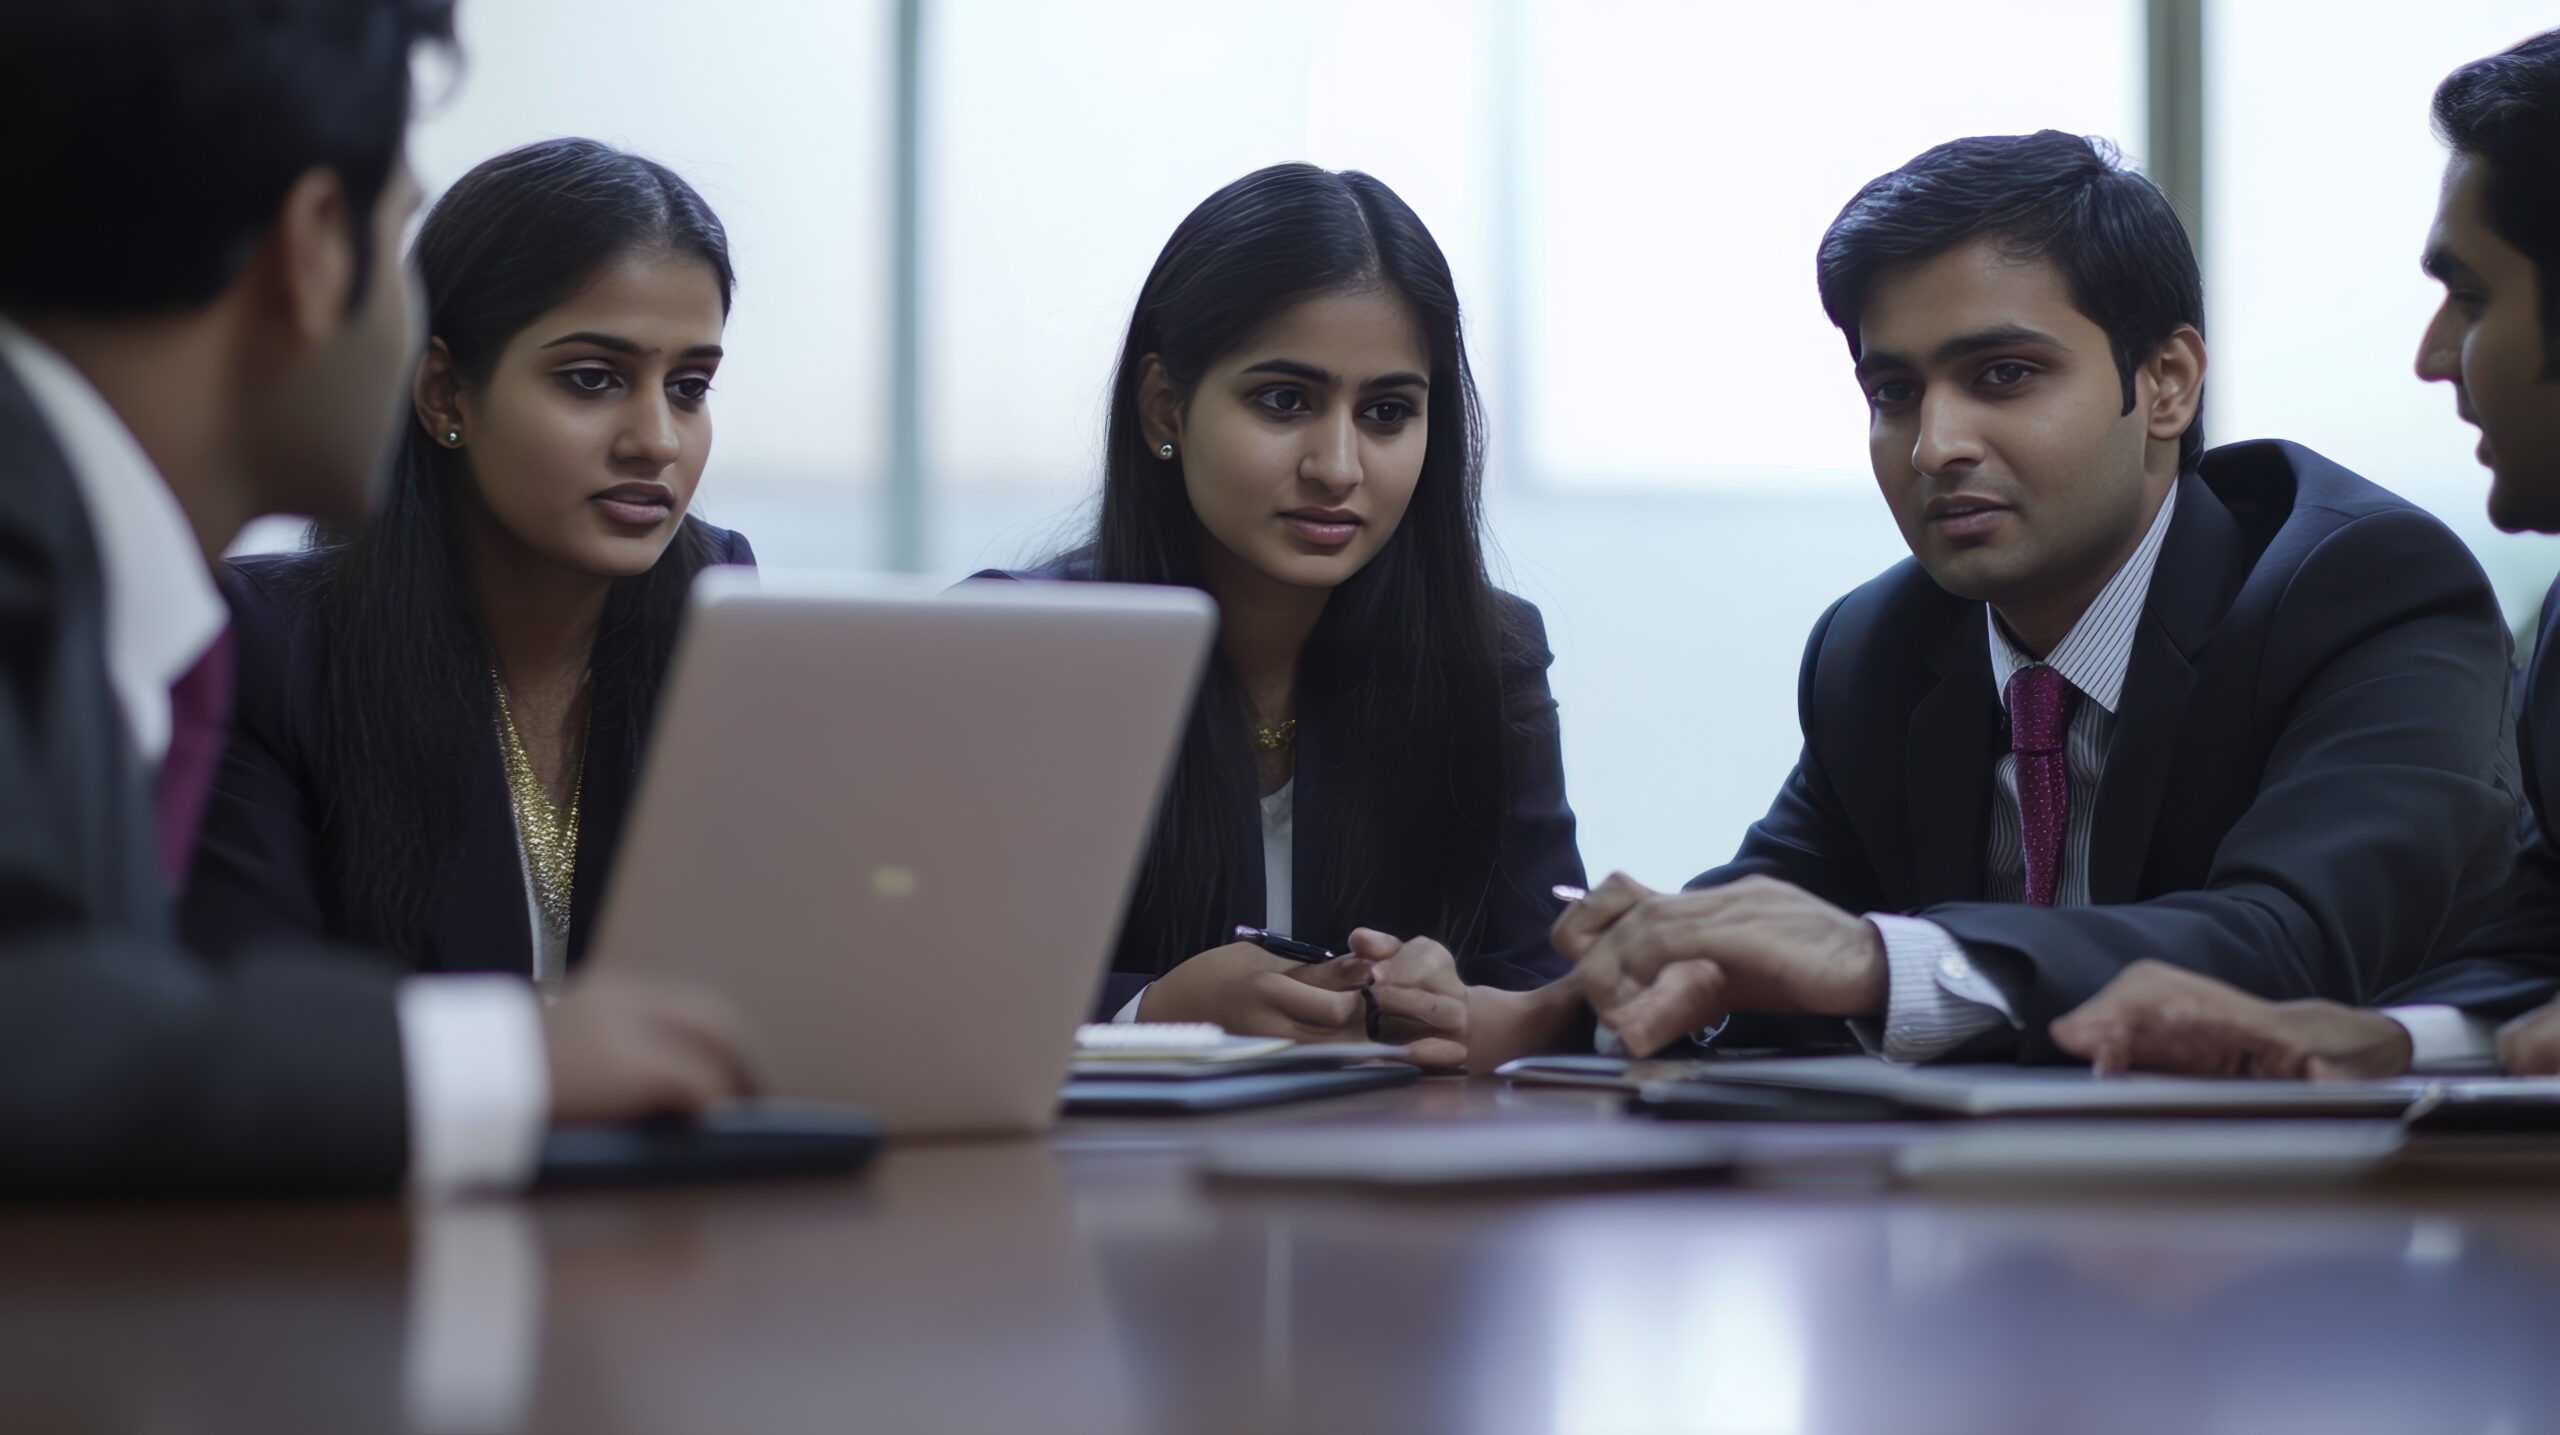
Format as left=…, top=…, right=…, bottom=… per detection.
left=183, top=140, right=749, bottom=991
left=986, top=165, right=1591, bottom=1067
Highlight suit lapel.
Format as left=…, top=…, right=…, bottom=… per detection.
left=565, top=700, right=635, bottom=971
left=0, top=358, right=169, bottom=932
left=430, top=726, right=534, bottom=976
left=1279, top=703, right=1318, bottom=934
left=2085, top=473, right=2242, bottom=903
left=1905, top=603, right=1998, bottom=903
left=2524, top=575, right=2560, bottom=829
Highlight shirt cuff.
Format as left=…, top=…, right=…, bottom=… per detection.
left=398, top=976, right=549, bottom=1196
left=1110, top=986, right=1149, bottom=1024
left=2383, top=1004, right=2501, bottom=1074
left=1864, top=914, right=2018, bottom=1062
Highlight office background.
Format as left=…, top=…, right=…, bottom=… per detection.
left=323, top=0, right=2560, bottom=891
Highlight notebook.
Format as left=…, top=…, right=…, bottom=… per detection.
left=1637, top=1053, right=2509, bottom=1121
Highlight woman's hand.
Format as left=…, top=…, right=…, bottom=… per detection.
left=1348, top=928, right=1471, bottom=1069
left=1135, top=941, right=1375, bottom=1041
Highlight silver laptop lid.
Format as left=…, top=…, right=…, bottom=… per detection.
left=595, top=569, right=1215, bottom=1135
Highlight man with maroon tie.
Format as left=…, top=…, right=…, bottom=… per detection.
left=0, top=0, right=757, bottom=1197
left=1556, top=130, right=2521, bottom=1062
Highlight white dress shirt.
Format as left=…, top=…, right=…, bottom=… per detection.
left=1112, top=780, right=1295, bottom=1023
left=0, top=319, right=548, bottom=1195
left=1863, top=483, right=2481, bottom=1070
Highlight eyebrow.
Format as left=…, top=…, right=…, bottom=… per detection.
left=1240, top=358, right=1429, bottom=390
left=1854, top=324, right=2065, bottom=380
left=538, top=331, right=725, bottom=361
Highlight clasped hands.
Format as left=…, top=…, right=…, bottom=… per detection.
left=1549, top=873, right=1891, bottom=1055
left=1137, top=931, right=1473, bottom=1068
left=1541, top=879, right=2560, bottom=1076
left=1140, top=871, right=1898, bottom=1068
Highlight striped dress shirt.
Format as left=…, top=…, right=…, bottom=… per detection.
left=1865, top=479, right=2498, bottom=1070
left=1864, top=485, right=2177, bottom=1060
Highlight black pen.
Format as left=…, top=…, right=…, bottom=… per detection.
left=1237, top=925, right=1382, bottom=1040
left=1234, top=925, right=1346, bottom=964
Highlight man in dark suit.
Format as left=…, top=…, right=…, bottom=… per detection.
left=0, top=0, right=756, bottom=1197
left=2052, top=28, right=2560, bottom=1079
left=1554, top=130, right=2520, bottom=1062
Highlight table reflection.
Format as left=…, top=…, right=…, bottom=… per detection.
left=4, top=1116, right=2560, bottom=1435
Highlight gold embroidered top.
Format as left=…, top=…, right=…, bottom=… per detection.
left=493, top=675, right=582, bottom=943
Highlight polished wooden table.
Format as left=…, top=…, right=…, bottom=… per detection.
left=7, top=1077, right=2559, bottom=1435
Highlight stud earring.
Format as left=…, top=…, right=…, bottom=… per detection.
left=1157, top=442, right=1175, bottom=460
left=442, top=428, right=462, bottom=447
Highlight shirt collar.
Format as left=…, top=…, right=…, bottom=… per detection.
left=0, top=317, right=225, bottom=764
left=1985, top=482, right=2179, bottom=716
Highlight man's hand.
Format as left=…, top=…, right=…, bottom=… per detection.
left=1549, top=873, right=1888, bottom=1056
left=543, top=971, right=763, bottom=1124
left=1136, top=942, right=1373, bottom=1042
left=2497, top=997, right=2560, bottom=1075
left=2050, top=960, right=2414, bottom=1080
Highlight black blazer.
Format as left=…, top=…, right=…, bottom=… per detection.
left=180, top=526, right=757, bottom=977
left=0, top=356, right=408, bottom=1197
left=1692, top=440, right=2521, bottom=1059
left=2376, top=572, right=2560, bottom=1018
left=978, top=561, right=1586, bottom=1019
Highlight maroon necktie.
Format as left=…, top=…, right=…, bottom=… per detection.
left=2005, top=663, right=2077, bottom=908
left=156, top=625, right=235, bottom=890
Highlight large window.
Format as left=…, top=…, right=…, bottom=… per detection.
left=919, top=0, right=1501, bottom=505
left=411, top=0, right=896, bottom=503
left=1515, top=1, right=2143, bottom=488
left=920, top=0, right=2143, bottom=499
left=2207, top=0, right=2560, bottom=614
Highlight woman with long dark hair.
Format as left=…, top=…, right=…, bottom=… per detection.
left=182, top=138, right=750, bottom=995
left=988, top=163, right=1591, bottom=1066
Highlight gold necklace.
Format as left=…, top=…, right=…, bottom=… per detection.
left=493, top=674, right=583, bottom=939
left=1251, top=717, right=1297, bottom=752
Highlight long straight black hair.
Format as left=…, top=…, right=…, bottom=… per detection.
left=1089, top=163, right=1513, bottom=971
left=304, top=138, right=735, bottom=962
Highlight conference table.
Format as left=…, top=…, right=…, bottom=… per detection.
left=7, top=1075, right=2559, bottom=1435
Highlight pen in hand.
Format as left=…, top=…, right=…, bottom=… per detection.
left=1233, top=925, right=1347, bottom=964
left=1234, top=926, right=1382, bottom=1041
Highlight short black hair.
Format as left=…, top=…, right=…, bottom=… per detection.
left=0, top=0, right=457, bottom=316
left=1817, top=130, right=2207, bottom=474
left=2435, top=28, right=2560, bottom=374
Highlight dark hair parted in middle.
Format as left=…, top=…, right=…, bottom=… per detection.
left=2435, top=27, right=2560, bottom=372
left=1089, top=161, right=1516, bottom=971
left=306, top=137, right=735, bottom=963
left=1816, top=130, right=2207, bottom=473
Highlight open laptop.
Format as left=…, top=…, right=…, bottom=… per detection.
left=588, top=569, right=1216, bottom=1137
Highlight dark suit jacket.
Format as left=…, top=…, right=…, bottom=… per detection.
left=2375, top=572, right=2560, bottom=1019
left=0, top=356, right=408, bottom=1197
left=179, top=526, right=756, bottom=978
left=1692, top=441, right=2520, bottom=1060
left=979, top=561, right=1586, bottom=1019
